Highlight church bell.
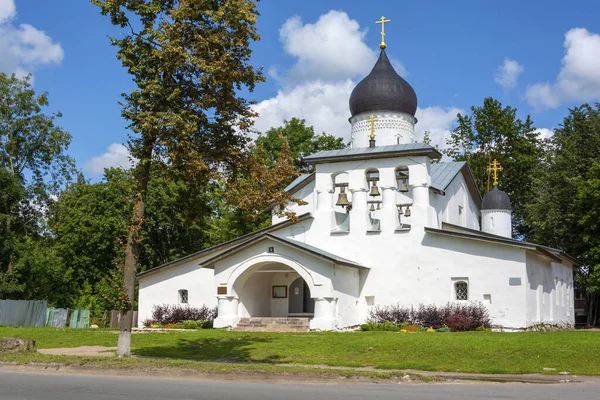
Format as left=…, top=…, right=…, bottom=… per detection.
left=336, top=187, right=350, bottom=208
left=404, top=205, right=411, bottom=217
left=369, top=182, right=381, bottom=197
left=399, top=178, right=409, bottom=193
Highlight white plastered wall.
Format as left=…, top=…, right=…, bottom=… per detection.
left=137, top=261, right=216, bottom=326
left=525, top=251, right=575, bottom=327
left=434, top=172, right=481, bottom=230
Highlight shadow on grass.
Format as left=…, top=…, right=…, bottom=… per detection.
left=133, top=335, right=280, bottom=363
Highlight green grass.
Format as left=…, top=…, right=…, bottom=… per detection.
left=1, top=327, right=599, bottom=375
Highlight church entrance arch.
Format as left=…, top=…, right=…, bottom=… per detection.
left=289, top=277, right=315, bottom=315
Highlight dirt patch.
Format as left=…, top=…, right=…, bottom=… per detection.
left=38, top=346, right=116, bottom=357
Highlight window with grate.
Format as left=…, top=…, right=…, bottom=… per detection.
left=179, top=289, right=188, bottom=304
left=454, top=281, right=468, bottom=301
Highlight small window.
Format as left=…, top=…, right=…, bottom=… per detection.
left=179, top=289, right=188, bottom=304
left=454, top=281, right=468, bottom=301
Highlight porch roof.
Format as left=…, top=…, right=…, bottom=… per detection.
left=137, top=213, right=314, bottom=279
left=200, top=233, right=367, bottom=270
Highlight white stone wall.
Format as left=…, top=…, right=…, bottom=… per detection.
left=433, top=172, right=481, bottom=230
left=350, top=111, right=416, bottom=148
left=482, top=209, right=512, bottom=238
left=137, top=261, right=217, bottom=327
left=525, top=251, right=575, bottom=327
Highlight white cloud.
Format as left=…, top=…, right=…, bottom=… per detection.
left=0, top=0, right=63, bottom=76
left=535, top=128, right=554, bottom=140
left=83, top=143, right=136, bottom=175
left=494, top=58, right=524, bottom=90
left=0, top=0, right=16, bottom=24
left=252, top=10, right=456, bottom=148
left=276, top=10, right=405, bottom=83
left=253, top=80, right=355, bottom=141
left=526, top=28, right=600, bottom=110
left=415, top=106, right=463, bottom=149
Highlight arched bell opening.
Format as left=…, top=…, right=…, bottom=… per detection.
left=395, top=165, right=412, bottom=229
left=332, top=172, right=350, bottom=232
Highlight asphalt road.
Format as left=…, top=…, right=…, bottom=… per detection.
left=1, top=371, right=599, bottom=400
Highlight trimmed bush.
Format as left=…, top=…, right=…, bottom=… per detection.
left=182, top=320, right=199, bottom=329
left=366, top=302, right=491, bottom=331
left=360, top=321, right=400, bottom=331
left=151, top=304, right=218, bottom=325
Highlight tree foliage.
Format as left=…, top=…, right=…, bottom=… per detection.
left=445, top=97, right=543, bottom=236
left=93, top=0, right=265, bottom=354
left=526, top=103, right=600, bottom=325
left=256, top=117, right=345, bottom=173
left=0, top=73, right=75, bottom=191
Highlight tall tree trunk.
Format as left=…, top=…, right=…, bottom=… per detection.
left=116, top=142, right=154, bottom=357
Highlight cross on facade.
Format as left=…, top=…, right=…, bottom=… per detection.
left=367, top=114, right=378, bottom=140
left=376, top=16, right=391, bottom=49
left=488, top=159, right=503, bottom=186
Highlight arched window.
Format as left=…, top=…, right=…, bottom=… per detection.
left=179, top=289, right=189, bottom=304
left=454, top=281, right=468, bottom=301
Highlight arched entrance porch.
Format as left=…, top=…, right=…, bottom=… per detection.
left=213, top=254, right=338, bottom=330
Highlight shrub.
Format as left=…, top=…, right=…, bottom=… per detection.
left=163, top=323, right=179, bottom=329
left=196, top=320, right=213, bottom=329
left=368, top=305, right=411, bottom=325
left=365, top=302, right=491, bottom=331
left=446, top=313, right=474, bottom=332
left=151, top=304, right=218, bottom=325
left=182, top=320, right=198, bottom=329
left=360, top=321, right=400, bottom=331
left=404, top=324, right=420, bottom=332
left=436, top=327, right=451, bottom=332
left=142, top=318, right=155, bottom=328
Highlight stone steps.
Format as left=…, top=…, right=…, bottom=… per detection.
left=234, top=317, right=310, bottom=332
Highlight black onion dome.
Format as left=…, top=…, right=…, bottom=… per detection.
left=482, top=187, right=511, bottom=210
left=349, top=49, right=417, bottom=117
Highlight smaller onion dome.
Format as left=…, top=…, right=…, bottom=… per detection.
left=349, top=49, right=417, bottom=117
left=482, top=187, right=511, bottom=210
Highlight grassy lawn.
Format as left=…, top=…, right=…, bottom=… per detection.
left=1, top=327, right=599, bottom=375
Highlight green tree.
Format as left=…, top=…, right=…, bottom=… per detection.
left=526, top=104, right=600, bottom=326
left=93, top=0, right=264, bottom=355
left=445, top=97, right=543, bottom=237
left=0, top=73, right=75, bottom=272
left=256, top=117, right=345, bottom=173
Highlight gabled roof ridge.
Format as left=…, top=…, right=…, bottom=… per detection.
left=137, top=213, right=313, bottom=278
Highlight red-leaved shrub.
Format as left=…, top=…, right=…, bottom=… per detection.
left=151, top=304, right=217, bottom=325
left=367, top=302, right=490, bottom=331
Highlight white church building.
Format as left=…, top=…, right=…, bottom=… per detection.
left=137, top=35, right=577, bottom=331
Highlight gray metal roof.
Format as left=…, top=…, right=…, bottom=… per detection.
left=266, top=234, right=367, bottom=269
left=304, top=143, right=441, bottom=164
left=430, top=161, right=466, bottom=191
left=482, top=187, right=511, bottom=210
left=284, top=173, right=314, bottom=193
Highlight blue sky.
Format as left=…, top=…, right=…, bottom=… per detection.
left=2, top=0, right=600, bottom=178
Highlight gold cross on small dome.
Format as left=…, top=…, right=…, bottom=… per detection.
left=376, top=16, right=391, bottom=49
left=488, top=159, right=503, bottom=186
left=367, top=114, right=378, bottom=140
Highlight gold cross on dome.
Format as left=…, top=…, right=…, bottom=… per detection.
left=367, top=114, right=378, bottom=140
left=376, top=16, right=391, bottom=49
left=487, top=159, right=503, bottom=186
